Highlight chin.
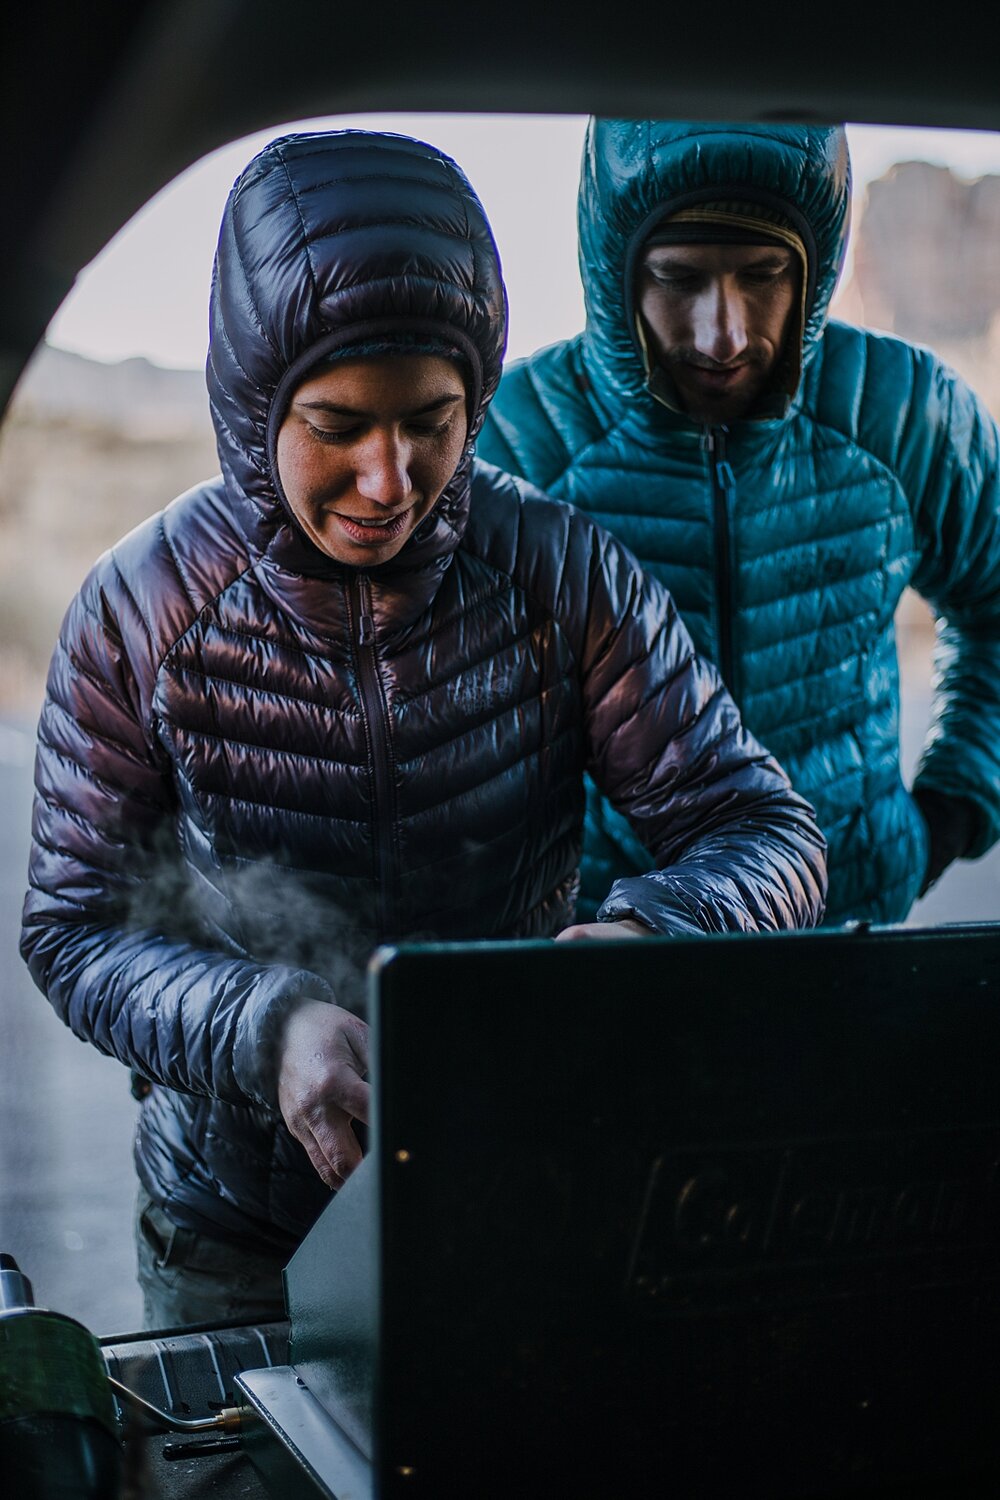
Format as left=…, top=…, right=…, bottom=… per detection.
left=675, top=373, right=767, bottom=427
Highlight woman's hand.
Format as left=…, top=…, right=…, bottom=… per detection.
left=277, top=1000, right=370, bottom=1189
left=555, top=918, right=652, bottom=941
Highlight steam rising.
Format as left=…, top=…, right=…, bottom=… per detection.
left=125, top=828, right=379, bottom=1019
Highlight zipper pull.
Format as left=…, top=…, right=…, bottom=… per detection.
left=712, top=426, right=735, bottom=498
left=356, top=573, right=376, bottom=647
left=716, top=459, right=736, bottom=497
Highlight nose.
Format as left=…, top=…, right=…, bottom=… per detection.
left=691, top=278, right=749, bottom=365
left=355, top=429, right=412, bottom=509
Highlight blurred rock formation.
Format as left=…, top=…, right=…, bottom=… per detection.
left=831, top=160, right=1000, bottom=659
left=832, top=159, right=1000, bottom=414
left=0, top=348, right=216, bottom=712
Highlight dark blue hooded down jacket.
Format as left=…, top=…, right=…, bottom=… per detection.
left=21, top=131, right=826, bottom=1256
left=478, top=120, right=1000, bottom=926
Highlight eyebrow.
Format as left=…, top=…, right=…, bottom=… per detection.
left=295, top=393, right=464, bottom=417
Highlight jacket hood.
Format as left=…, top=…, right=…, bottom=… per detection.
left=577, top=120, right=852, bottom=420
left=207, top=130, right=508, bottom=577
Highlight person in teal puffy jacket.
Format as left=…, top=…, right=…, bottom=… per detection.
left=477, top=120, right=1000, bottom=926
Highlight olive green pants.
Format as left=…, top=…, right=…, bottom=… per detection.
left=134, top=1186, right=288, bottom=1331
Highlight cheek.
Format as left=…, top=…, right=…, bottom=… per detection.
left=275, top=430, right=306, bottom=506
left=761, top=287, right=798, bottom=347
left=639, top=288, right=684, bottom=349
left=426, top=430, right=468, bottom=496
left=276, top=433, right=335, bottom=510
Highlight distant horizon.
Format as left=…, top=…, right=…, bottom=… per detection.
left=35, top=343, right=203, bottom=372
left=44, top=116, right=1000, bottom=373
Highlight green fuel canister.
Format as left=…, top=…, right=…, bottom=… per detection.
left=0, top=1253, right=122, bottom=1499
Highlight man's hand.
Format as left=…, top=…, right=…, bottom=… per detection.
left=277, top=1000, right=370, bottom=1190
left=555, top=918, right=653, bottom=941
left=913, top=786, right=982, bottom=897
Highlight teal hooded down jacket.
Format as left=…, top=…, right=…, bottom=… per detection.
left=478, top=120, right=1000, bottom=925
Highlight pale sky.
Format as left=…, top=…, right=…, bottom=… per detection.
left=46, top=115, right=1000, bottom=372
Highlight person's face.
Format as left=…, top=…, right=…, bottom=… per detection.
left=276, top=354, right=469, bottom=566
left=636, top=242, right=801, bottom=423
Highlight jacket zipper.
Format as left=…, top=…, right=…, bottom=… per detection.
left=704, top=425, right=738, bottom=695
left=350, top=572, right=395, bottom=935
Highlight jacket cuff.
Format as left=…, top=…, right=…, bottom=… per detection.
left=597, top=879, right=707, bottom=936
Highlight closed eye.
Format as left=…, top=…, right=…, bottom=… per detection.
left=650, top=271, right=703, bottom=290
left=742, top=266, right=791, bottom=284
left=407, top=418, right=454, bottom=437
left=309, top=424, right=360, bottom=444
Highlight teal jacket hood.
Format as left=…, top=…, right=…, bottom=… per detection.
left=578, top=119, right=852, bottom=415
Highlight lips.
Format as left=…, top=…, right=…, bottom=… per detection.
left=686, top=363, right=750, bottom=385
left=330, top=508, right=413, bottom=545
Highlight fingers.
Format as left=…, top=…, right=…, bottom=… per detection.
left=303, top=1105, right=364, bottom=1191
left=555, top=918, right=652, bottom=941
left=332, top=1069, right=371, bottom=1126
left=284, top=1097, right=365, bottom=1190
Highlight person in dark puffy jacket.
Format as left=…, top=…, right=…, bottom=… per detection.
left=21, top=129, right=826, bottom=1327
left=477, top=120, right=1000, bottom=927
